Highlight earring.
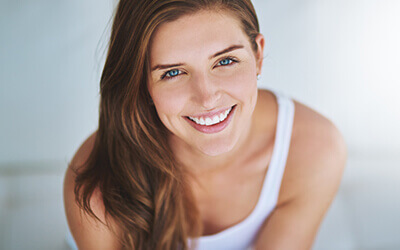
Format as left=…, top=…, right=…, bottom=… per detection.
left=257, top=74, right=261, bottom=80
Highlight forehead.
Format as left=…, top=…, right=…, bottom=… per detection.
left=149, top=10, right=250, bottom=63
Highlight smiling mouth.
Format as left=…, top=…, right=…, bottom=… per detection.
left=183, top=104, right=237, bottom=134
left=186, top=105, right=235, bottom=126
left=186, top=104, right=236, bottom=126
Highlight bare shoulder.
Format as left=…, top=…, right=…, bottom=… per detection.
left=277, top=99, right=348, bottom=206
left=63, top=131, right=123, bottom=250
left=247, top=94, right=348, bottom=249
left=68, top=131, right=98, bottom=172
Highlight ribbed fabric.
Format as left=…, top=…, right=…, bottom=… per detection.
left=187, top=89, right=295, bottom=250
left=65, top=89, right=295, bottom=250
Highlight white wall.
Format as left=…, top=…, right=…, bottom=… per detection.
left=253, top=0, right=400, bottom=157
left=0, top=0, right=113, bottom=169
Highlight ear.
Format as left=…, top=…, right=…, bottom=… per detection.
left=254, top=33, right=265, bottom=75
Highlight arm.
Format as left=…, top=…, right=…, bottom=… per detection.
left=254, top=119, right=347, bottom=250
left=63, top=132, right=123, bottom=250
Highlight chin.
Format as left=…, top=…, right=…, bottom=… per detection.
left=197, top=139, right=236, bottom=157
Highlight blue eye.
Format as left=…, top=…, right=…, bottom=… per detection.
left=160, top=57, right=238, bottom=80
left=168, top=69, right=180, bottom=76
left=217, top=57, right=238, bottom=67
left=219, top=59, right=232, bottom=65
left=161, top=69, right=181, bottom=80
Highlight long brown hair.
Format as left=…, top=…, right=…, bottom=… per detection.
left=73, top=0, right=260, bottom=249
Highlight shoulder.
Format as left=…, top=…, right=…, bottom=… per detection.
left=252, top=98, right=347, bottom=249
left=68, top=131, right=97, bottom=172
left=63, top=131, right=123, bottom=249
left=292, top=99, right=347, bottom=157
left=278, top=98, right=348, bottom=205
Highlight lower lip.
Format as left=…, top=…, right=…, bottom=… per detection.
left=184, top=105, right=237, bottom=134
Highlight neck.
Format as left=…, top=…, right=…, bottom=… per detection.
left=170, top=113, right=256, bottom=180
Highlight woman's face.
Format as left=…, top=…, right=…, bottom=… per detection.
left=147, top=10, right=264, bottom=157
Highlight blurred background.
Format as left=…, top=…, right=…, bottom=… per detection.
left=0, top=0, right=399, bottom=249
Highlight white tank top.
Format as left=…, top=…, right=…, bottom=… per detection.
left=66, top=89, right=295, bottom=250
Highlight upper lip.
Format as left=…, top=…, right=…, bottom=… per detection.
left=185, top=105, right=235, bottom=119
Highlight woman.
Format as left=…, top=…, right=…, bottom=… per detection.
left=63, top=0, right=347, bottom=249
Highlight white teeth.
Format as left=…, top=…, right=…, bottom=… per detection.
left=212, top=116, right=220, bottom=124
left=189, top=106, right=233, bottom=126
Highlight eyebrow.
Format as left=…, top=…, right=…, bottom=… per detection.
left=151, top=44, right=244, bottom=72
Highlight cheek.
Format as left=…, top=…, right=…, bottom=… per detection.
left=224, top=64, right=258, bottom=100
left=151, top=86, right=188, bottom=121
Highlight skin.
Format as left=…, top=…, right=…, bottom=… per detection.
left=64, top=8, right=347, bottom=250
left=147, top=10, right=265, bottom=177
left=147, top=10, right=348, bottom=246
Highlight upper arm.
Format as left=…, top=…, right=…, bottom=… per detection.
left=254, top=105, right=347, bottom=250
left=63, top=131, right=123, bottom=250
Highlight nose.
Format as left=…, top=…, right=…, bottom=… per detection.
left=191, top=73, right=222, bottom=110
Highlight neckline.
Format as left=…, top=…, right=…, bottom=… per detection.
left=191, top=89, right=282, bottom=241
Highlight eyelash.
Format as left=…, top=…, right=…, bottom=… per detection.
left=160, top=56, right=239, bottom=80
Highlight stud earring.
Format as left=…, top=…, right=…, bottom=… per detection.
left=257, top=74, right=261, bottom=80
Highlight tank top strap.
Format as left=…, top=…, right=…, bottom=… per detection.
left=253, top=89, right=295, bottom=216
